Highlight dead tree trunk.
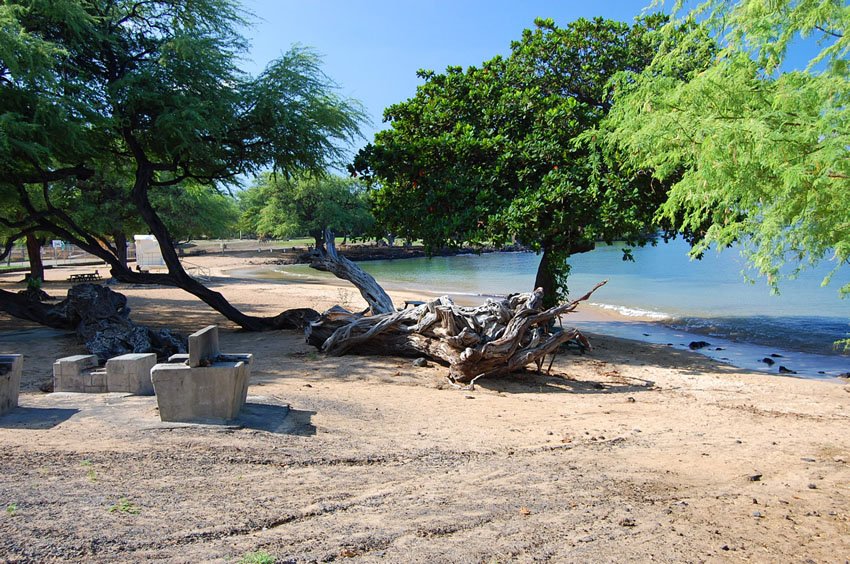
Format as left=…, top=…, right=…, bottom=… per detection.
left=309, top=229, right=395, bottom=315
left=307, top=281, right=606, bottom=384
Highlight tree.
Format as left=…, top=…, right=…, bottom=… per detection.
left=352, top=15, right=692, bottom=304
left=238, top=173, right=373, bottom=249
left=600, top=0, right=849, bottom=297
left=0, top=0, right=364, bottom=330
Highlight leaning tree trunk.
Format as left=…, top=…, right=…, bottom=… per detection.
left=309, top=229, right=395, bottom=315
left=307, top=282, right=606, bottom=384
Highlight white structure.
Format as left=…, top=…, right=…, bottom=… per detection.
left=134, top=235, right=165, bottom=270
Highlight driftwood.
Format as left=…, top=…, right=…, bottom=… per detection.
left=309, top=230, right=395, bottom=315
left=307, top=282, right=606, bottom=384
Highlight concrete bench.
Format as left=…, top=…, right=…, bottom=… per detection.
left=54, top=353, right=156, bottom=395
left=0, top=355, right=23, bottom=416
left=53, top=355, right=103, bottom=392
left=151, top=325, right=253, bottom=422
left=105, top=353, right=156, bottom=395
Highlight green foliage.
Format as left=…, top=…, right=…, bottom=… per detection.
left=25, top=275, right=41, bottom=291
left=238, top=173, right=373, bottom=244
left=5, top=503, right=17, bottom=516
left=602, top=0, right=849, bottom=296
left=238, top=551, right=276, bottom=564
left=353, top=15, right=691, bottom=301
left=108, top=497, right=140, bottom=515
left=0, top=0, right=364, bottom=269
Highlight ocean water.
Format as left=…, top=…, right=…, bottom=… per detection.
left=270, top=240, right=850, bottom=378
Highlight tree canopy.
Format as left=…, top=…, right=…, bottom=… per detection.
left=600, top=0, right=849, bottom=296
left=0, top=0, right=365, bottom=329
left=238, top=173, right=373, bottom=247
left=352, top=15, right=702, bottom=303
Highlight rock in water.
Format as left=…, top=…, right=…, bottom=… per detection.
left=761, top=357, right=775, bottom=366
left=688, top=341, right=711, bottom=350
left=778, top=366, right=797, bottom=374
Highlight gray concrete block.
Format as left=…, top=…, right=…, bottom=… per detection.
left=0, top=354, right=23, bottom=416
left=188, top=325, right=220, bottom=368
left=151, top=360, right=250, bottom=422
left=53, top=355, right=100, bottom=392
left=106, top=353, right=156, bottom=395
left=167, top=353, right=190, bottom=364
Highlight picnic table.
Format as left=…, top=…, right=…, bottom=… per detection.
left=68, top=271, right=102, bottom=283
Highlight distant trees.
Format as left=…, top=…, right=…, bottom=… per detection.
left=353, top=15, right=704, bottom=304
left=0, top=0, right=364, bottom=330
left=238, top=174, right=373, bottom=248
left=601, top=0, right=849, bottom=296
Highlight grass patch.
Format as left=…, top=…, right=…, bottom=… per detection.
left=108, top=497, right=140, bottom=515
left=238, top=551, right=276, bottom=564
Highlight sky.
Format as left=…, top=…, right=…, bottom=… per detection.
left=239, top=0, right=665, bottom=149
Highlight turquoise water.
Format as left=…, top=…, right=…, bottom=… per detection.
left=271, top=240, right=850, bottom=376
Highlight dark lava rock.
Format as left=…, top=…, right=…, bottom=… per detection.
left=778, top=366, right=797, bottom=374
left=748, top=474, right=763, bottom=482
left=688, top=341, right=711, bottom=350
left=45, top=284, right=186, bottom=362
left=770, top=353, right=783, bottom=358
left=838, top=372, right=850, bottom=379
left=761, top=357, right=776, bottom=366
left=412, top=357, right=430, bottom=368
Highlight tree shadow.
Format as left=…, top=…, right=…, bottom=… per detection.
left=0, top=407, right=79, bottom=429
left=237, top=402, right=316, bottom=436
left=474, top=368, right=654, bottom=395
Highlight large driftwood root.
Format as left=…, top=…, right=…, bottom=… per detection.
left=307, top=282, right=606, bottom=384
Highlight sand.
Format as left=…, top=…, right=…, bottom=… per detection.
left=1, top=254, right=849, bottom=562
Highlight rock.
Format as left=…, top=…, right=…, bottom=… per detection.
left=807, top=483, right=817, bottom=489
left=748, top=474, right=763, bottom=482
left=761, top=357, right=775, bottom=366
left=715, top=347, right=725, bottom=351
left=49, top=284, right=186, bottom=362
left=412, top=357, right=430, bottom=368
left=770, top=353, right=783, bottom=358
left=778, top=366, right=797, bottom=374
left=838, top=372, right=850, bottom=379
left=688, top=341, right=711, bottom=350
left=619, top=517, right=636, bottom=527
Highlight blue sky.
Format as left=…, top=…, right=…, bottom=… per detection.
left=239, top=0, right=663, bottom=146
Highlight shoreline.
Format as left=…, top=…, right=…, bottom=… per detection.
left=232, top=261, right=850, bottom=381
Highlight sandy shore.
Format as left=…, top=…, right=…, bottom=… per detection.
left=1, top=254, right=849, bottom=562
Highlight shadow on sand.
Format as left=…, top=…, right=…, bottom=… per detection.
left=0, top=407, right=79, bottom=429
left=237, top=402, right=316, bottom=436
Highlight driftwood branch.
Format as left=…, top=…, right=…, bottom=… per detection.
left=309, top=229, right=395, bottom=315
left=307, top=281, right=607, bottom=383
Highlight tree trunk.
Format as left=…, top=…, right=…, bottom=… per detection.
left=25, top=233, right=45, bottom=282
left=112, top=232, right=128, bottom=268
left=0, top=289, right=76, bottom=329
left=533, top=245, right=558, bottom=302
left=309, top=229, right=395, bottom=315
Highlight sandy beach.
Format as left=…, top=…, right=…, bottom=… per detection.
left=1, top=253, right=849, bottom=562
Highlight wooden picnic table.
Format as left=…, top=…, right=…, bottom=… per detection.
left=68, top=272, right=102, bottom=283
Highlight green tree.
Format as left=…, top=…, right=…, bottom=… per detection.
left=238, top=173, right=373, bottom=248
left=353, top=15, right=694, bottom=303
left=0, top=0, right=364, bottom=329
left=601, top=0, right=849, bottom=296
